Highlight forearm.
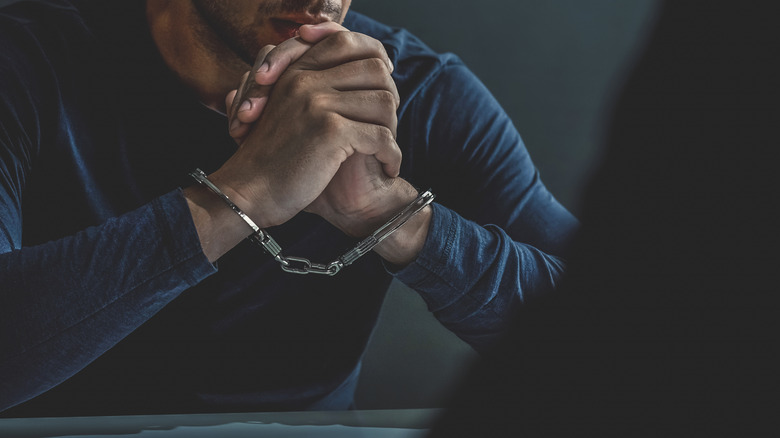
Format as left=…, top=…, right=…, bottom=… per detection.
left=392, top=203, right=567, bottom=353
left=0, top=190, right=215, bottom=411
left=183, top=176, right=258, bottom=263
left=317, top=178, right=567, bottom=354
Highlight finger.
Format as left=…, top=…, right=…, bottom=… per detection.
left=299, top=23, right=394, bottom=74
left=227, top=74, right=251, bottom=141
left=228, top=71, right=252, bottom=121
left=340, top=121, right=402, bottom=177
left=253, top=22, right=347, bottom=86
left=225, top=89, right=239, bottom=116
left=229, top=96, right=268, bottom=142
left=314, top=58, right=399, bottom=105
left=226, top=87, right=256, bottom=143
left=230, top=45, right=275, bottom=116
left=230, top=92, right=270, bottom=141
left=253, top=37, right=314, bottom=86
left=297, top=21, right=348, bottom=43
left=324, top=90, right=399, bottom=137
left=294, top=30, right=393, bottom=75
left=236, top=96, right=268, bottom=123
left=228, top=44, right=277, bottom=139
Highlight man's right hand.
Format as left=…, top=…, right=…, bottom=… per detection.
left=208, top=24, right=401, bottom=230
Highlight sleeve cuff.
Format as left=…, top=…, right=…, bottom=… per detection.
left=154, top=188, right=218, bottom=285
left=389, top=202, right=485, bottom=312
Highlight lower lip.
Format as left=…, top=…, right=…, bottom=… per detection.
left=270, top=19, right=302, bottom=40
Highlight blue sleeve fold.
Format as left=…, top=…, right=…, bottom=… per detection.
left=392, top=58, right=578, bottom=353
left=0, top=190, right=216, bottom=411
left=394, top=203, right=566, bottom=353
left=1, top=13, right=216, bottom=411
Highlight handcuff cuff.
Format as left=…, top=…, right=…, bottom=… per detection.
left=189, top=168, right=434, bottom=276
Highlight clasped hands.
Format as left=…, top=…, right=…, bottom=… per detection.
left=207, top=22, right=429, bottom=266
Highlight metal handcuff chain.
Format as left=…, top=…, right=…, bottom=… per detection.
left=190, top=169, right=435, bottom=276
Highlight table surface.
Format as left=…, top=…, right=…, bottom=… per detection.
left=0, top=408, right=442, bottom=438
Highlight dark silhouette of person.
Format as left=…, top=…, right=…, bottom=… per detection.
left=429, top=1, right=780, bottom=436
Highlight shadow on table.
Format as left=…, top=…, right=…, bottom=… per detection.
left=0, top=409, right=441, bottom=438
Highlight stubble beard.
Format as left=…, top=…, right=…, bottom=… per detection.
left=191, top=0, right=344, bottom=68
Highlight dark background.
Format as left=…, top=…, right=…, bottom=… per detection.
left=352, top=0, right=660, bottom=409
left=0, top=0, right=661, bottom=410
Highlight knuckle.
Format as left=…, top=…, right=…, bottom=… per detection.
left=359, top=34, right=388, bottom=60
left=368, top=56, right=386, bottom=70
left=305, top=92, right=329, bottom=114
left=386, top=82, right=401, bottom=108
left=370, top=37, right=388, bottom=56
left=318, top=112, right=343, bottom=135
left=330, top=30, right=355, bottom=47
left=364, top=57, right=387, bottom=73
left=284, top=72, right=310, bottom=93
left=376, top=89, right=398, bottom=110
left=376, top=125, right=395, bottom=144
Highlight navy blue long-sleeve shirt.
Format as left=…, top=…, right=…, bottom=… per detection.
left=0, top=0, right=578, bottom=415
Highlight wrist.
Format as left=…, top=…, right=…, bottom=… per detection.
left=323, top=180, right=413, bottom=236
left=330, top=181, right=433, bottom=267
left=184, top=181, right=253, bottom=262
left=208, top=166, right=275, bottom=229
left=374, top=202, right=432, bottom=267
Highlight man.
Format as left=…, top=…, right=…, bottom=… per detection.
left=0, top=0, right=578, bottom=415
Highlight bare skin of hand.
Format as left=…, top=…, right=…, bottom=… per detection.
left=185, top=22, right=400, bottom=262
left=221, top=23, right=432, bottom=266
left=225, top=23, right=394, bottom=143
left=212, top=24, right=402, bottom=232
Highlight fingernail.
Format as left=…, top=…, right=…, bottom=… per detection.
left=387, top=60, right=394, bottom=74
left=230, top=118, right=241, bottom=132
left=238, top=99, right=252, bottom=113
left=258, top=62, right=269, bottom=74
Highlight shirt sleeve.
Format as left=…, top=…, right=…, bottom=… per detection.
left=0, top=21, right=216, bottom=411
left=0, top=189, right=217, bottom=412
left=393, top=59, right=580, bottom=353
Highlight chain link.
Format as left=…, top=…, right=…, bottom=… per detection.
left=190, top=169, right=434, bottom=277
left=250, top=190, right=435, bottom=276
left=278, top=257, right=343, bottom=275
